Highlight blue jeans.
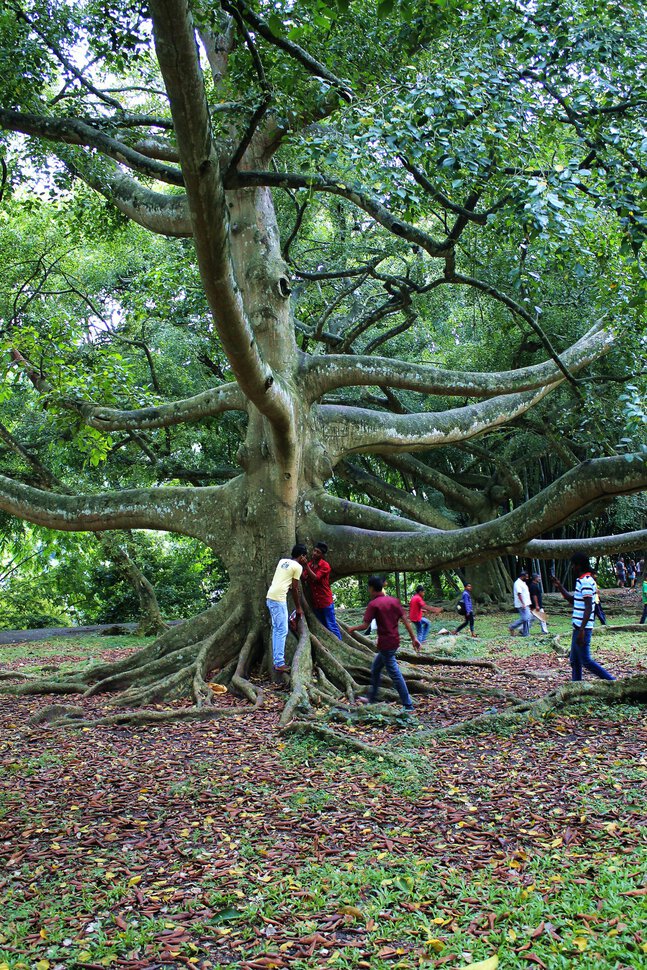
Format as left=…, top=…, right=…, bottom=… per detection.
left=368, top=649, right=413, bottom=709
left=266, top=598, right=288, bottom=667
left=510, top=606, right=532, bottom=636
left=314, top=604, right=343, bottom=640
left=415, top=618, right=431, bottom=642
left=640, top=604, right=647, bottom=624
left=570, top=626, right=615, bottom=681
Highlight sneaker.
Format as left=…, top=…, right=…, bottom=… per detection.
left=274, top=664, right=291, bottom=673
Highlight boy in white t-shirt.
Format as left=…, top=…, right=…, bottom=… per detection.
left=266, top=544, right=308, bottom=672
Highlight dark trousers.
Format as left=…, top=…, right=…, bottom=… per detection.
left=594, top=602, right=606, bottom=625
left=455, top=611, right=474, bottom=633
left=640, top=603, right=647, bottom=624
left=368, top=649, right=413, bottom=708
left=570, top=627, right=615, bottom=682
left=313, top=605, right=343, bottom=640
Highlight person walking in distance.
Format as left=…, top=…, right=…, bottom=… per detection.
left=266, top=544, right=308, bottom=673
left=302, top=541, right=342, bottom=639
left=453, top=583, right=477, bottom=637
left=509, top=569, right=533, bottom=637
left=408, top=584, right=442, bottom=644
left=528, top=572, right=549, bottom=634
left=553, top=553, right=615, bottom=682
left=615, top=556, right=626, bottom=588
left=640, top=571, right=647, bottom=624
left=348, top=575, right=420, bottom=711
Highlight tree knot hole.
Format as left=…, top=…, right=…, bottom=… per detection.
left=264, top=374, right=274, bottom=390
left=277, top=276, right=292, bottom=298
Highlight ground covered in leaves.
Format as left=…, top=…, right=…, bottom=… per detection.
left=1, top=602, right=646, bottom=970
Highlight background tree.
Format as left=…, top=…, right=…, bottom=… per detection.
left=0, top=0, right=645, bottom=721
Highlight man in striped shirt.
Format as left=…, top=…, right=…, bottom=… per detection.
left=552, top=553, right=615, bottom=682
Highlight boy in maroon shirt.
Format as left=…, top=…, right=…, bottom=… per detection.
left=302, top=541, right=342, bottom=639
left=348, top=576, right=420, bottom=711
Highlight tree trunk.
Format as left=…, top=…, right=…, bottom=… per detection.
left=464, top=557, right=512, bottom=604
left=104, top=538, right=169, bottom=636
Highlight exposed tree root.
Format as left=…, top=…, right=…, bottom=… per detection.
left=0, top=669, right=35, bottom=681
left=399, top=650, right=501, bottom=673
left=231, top=623, right=263, bottom=708
left=420, top=674, right=647, bottom=738
left=31, top=704, right=246, bottom=729
left=280, top=617, right=314, bottom=726
left=593, top=624, right=647, bottom=634
left=283, top=718, right=418, bottom=766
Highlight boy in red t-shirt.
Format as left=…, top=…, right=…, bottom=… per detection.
left=302, top=541, right=343, bottom=639
left=408, top=584, right=443, bottom=643
left=348, top=576, right=420, bottom=711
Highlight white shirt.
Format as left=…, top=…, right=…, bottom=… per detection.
left=266, top=558, right=303, bottom=602
left=513, top=577, right=531, bottom=608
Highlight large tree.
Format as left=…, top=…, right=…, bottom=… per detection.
left=1, top=0, right=646, bottom=721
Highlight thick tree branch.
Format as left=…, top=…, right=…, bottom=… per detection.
left=309, top=490, right=426, bottom=535
left=384, top=454, right=479, bottom=514
left=525, top=531, right=647, bottom=559
left=337, top=460, right=456, bottom=530
left=0, top=109, right=183, bottom=185
left=301, top=322, right=612, bottom=400
left=0, top=476, right=230, bottom=540
left=73, top=160, right=192, bottom=236
left=316, top=386, right=555, bottom=462
left=66, top=383, right=246, bottom=432
left=148, top=0, right=293, bottom=440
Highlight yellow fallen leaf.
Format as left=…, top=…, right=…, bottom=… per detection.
left=507, top=929, right=517, bottom=942
left=39, top=928, right=47, bottom=939
left=35, top=962, right=50, bottom=970
left=338, top=905, right=363, bottom=918
left=572, top=937, right=588, bottom=951
left=104, top=871, right=116, bottom=880
left=128, top=875, right=141, bottom=886
left=208, top=683, right=227, bottom=693
left=459, top=957, right=499, bottom=970
left=426, top=938, right=444, bottom=953
left=78, top=953, right=92, bottom=962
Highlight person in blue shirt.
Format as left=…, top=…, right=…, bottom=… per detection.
left=453, top=583, right=477, bottom=638
left=553, top=553, right=615, bottom=682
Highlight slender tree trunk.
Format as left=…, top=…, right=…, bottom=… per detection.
left=105, top=539, right=169, bottom=636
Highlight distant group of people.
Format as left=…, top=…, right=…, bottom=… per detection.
left=266, top=544, right=632, bottom=710
left=509, top=569, right=549, bottom=637
left=614, top=555, right=643, bottom=588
